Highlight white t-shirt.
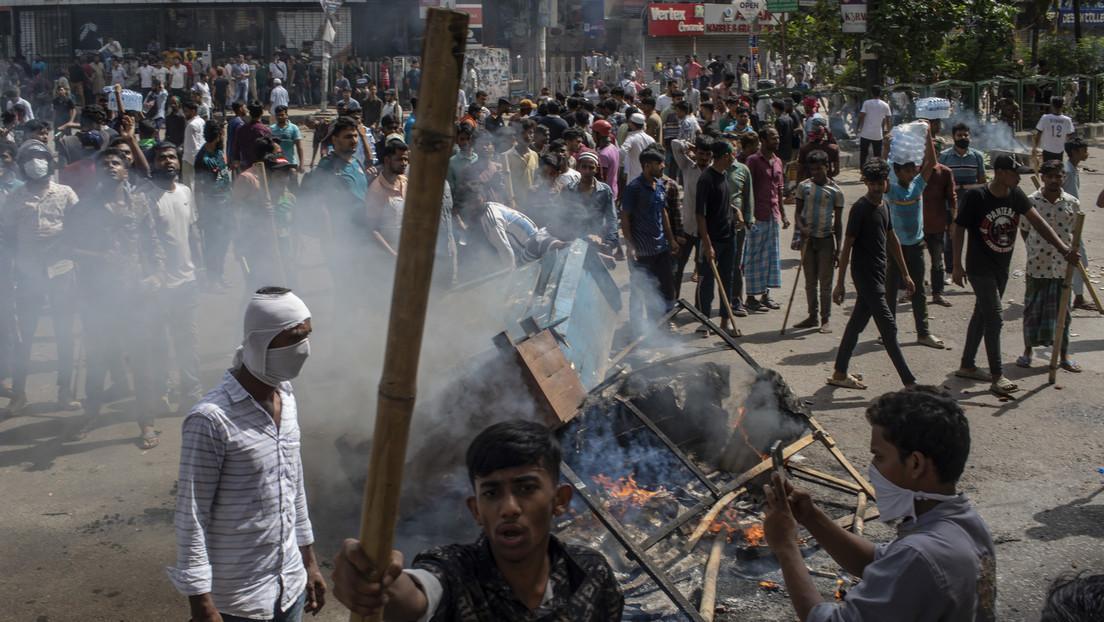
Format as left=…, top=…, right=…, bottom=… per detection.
left=138, top=65, right=155, bottom=89
left=269, top=86, right=289, bottom=116
left=183, top=115, right=206, bottom=165
left=859, top=98, right=892, bottom=141
left=153, top=66, right=169, bottom=86
left=1035, top=113, right=1075, bottom=154
left=144, top=182, right=197, bottom=288
left=168, top=65, right=187, bottom=89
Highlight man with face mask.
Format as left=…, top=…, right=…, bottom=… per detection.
left=2, top=141, right=81, bottom=416
left=763, top=385, right=996, bottom=622
left=169, top=287, right=326, bottom=622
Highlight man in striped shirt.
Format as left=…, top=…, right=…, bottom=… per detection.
left=169, top=287, right=326, bottom=622
left=793, top=150, right=845, bottom=333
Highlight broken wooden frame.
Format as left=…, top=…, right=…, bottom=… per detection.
left=551, top=298, right=880, bottom=618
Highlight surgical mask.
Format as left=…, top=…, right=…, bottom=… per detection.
left=23, top=159, right=49, bottom=179
left=259, top=339, right=310, bottom=386
left=868, top=463, right=958, bottom=523
left=955, top=138, right=970, bottom=150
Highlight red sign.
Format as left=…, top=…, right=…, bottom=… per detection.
left=648, top=3, right=705, bottom=36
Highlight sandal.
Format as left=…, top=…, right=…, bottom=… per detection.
left=140, top=428, right=160, bottom=450
left=989, top=376, right=1020, bottom=395
left=794, top=317, right=819, bottom=329
left=917, top=334, right=946, bottom=349
left=827, top=374, right=867, bottom=389
left=1073, top=300, right=1098, bottom=311
left=818, top=324, right=833, bottom=334
left=955, top=367, right=991, bottom=381
left=1060, top=360, right=1083, bottom=373
left=932, top=297, right=953, bottom=307
left=1016, top=356, right=1032, bottom=368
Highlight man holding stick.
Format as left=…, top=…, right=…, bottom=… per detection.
left=169, top=287, right=326, bottom=621
left=763, top=386, right=997, bottom=622
left=695, top=136, right=739, bottom=337
left=331, top=420, right=623, bottom=621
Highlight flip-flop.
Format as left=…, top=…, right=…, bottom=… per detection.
left=917, top=334, right=945, bottom=349
left=140, top=429, right=160, bottom=450
left=1016, top=356, right=1032, bottom=368
left=955, top=368, right=991, bottom=381
left=818, top=324, right=833, bottom=334
left=827, top=374, right=867, bottom=389
left=1060, top=360, right=1083, bottom=373
left=990, top=377, right=1020, bottom=395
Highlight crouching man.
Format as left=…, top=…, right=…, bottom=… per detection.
left=763, top=386, right=996, bottom=621
left=332, top=419, right=624, bottom=621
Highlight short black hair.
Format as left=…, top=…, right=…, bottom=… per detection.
left=456, top=122, right=475, bottom=137
left=183, top=99, right=199, bottom=112
left=96, top=147, right=129, bottom=166
left=562, top=127, right=584, bottom=142
left=256, top=286, right=292, bottom=296
left=861, top=157, right=891, bottom=182
left=254, top=134, right=279, bottom=160
left=709, top=139, right=732, bottom=158
left=330, top=115, right=358, bottom=136
left=380, top=138, right=408, bottom=159
left=204, top=119, right=225, bottom=143
left=806, top=149, right=829, bottom=167
left=699, top=101, right=714, bottom=113
left=865, top=386, right=970, bottom=484
left=1041, top=573, right=1104, bottom=622
left=466, top=420, right=560, bottom=486
left=380, top=114, right=398, bottom=128
left=247, top=101, right=264, bottom=118
left=870, top=85, right=882, bottom=97
left=1051, top=96, right=1066, bottom=109
left=24, top=119, right=49, bottom=133
left=639, top=144, right=665, bottom=166
left=1065, top=136, right=1087, bottom=158
left=274, top=104, right=288, bottom=114
left=1039, top=159, right=1065, bottom=176
left=951, top=122, right=970, bottom=135
left=771, top=100, right=785, bottom=112
left=693, top=135, right=713, bottom=152
left=675, top=100, right=690, bottom=113
left=150, top=141, right=181, bottom=162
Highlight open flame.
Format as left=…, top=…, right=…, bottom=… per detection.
left=735, top=406, right=768, bottom=461
left=591, top=473, right=667, bottom=512
left=760, top=581, right=781, bottom=591
left=704, top=506, right=768, bottom=545
left=835, top=579, right=846, bottom=600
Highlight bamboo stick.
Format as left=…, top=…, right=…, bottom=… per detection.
left=1049, top=212, right=1085, bottom=383
left=684, top=488, right=744, bottom=553
left=853, top=492, right=868, bottom=536
left=700, top=536, right=725, bottom=621
left=708, top=257, right=741, bottom=336
left=1075, top=261, right=1103, bottom=314
left=350, top=9, right=467, bottom=622
left=781, top=237, right=809, bottom=334
left=258, top=162, right=288, bottom=285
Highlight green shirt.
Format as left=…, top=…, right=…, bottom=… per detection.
left=727, top=161, right=754, bottom=224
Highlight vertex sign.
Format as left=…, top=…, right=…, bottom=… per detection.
left=648, top=3, right=706, bottom=36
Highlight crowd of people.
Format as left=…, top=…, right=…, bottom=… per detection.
left=1, top=38, right=1102, bottom=622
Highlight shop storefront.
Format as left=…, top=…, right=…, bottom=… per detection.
left=644, top=3, right=776, bottom=77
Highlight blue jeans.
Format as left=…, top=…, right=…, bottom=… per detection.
left=234, top=80, right=249, bottom=104
left=220, top=588, right=305, bottom=622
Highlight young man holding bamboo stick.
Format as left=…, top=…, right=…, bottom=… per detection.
left=332, top=420, right=623, bottom=621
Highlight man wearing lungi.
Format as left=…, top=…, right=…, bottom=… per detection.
left=743, top=127, right=790, bottom=312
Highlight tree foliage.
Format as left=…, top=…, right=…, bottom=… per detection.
left=1037, top=35, right=1104, bottom=75
left=866, top=0, right=967, bottom=82
left=761, top=0, right=855, bottom=81
left=942, top=0, right=1020, bottom=81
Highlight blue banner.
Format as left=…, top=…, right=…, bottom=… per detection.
left=582, top=0, right=605, bottom=37
left=1059, top=8, right=1104, bottom=25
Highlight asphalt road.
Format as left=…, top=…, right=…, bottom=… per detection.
left=2, top=148, right=1103, bottom=621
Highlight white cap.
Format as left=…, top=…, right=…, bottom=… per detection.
left=630, top=112, right=646, bottom=125
left=273, top=78, right=282, bottom=85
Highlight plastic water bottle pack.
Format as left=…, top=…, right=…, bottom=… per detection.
left=889, top=121, right=929, bottom=166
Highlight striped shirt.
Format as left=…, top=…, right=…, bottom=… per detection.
left=168, top=370, right=313, bottom=619
left=937, top=147, right=985, bottom=199
left=797, top=179, right=844, bottom=238
left=621, top=175, right=670, bottom=257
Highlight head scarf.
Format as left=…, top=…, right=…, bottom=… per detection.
left=232, top=291, right=311, bottom=381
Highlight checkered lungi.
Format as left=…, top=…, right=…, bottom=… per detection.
left=1023, top=275, right=1070, bottom=349
left=743, top=218, right=782, bottom=296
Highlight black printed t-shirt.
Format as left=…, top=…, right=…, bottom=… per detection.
left=412, top=534, right=623, bottom=622
left=845, top=195, right=892, bottom=292
left=955, top=184, right=1031, bottom=277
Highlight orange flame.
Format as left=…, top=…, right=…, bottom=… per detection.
left=735, top=406, right=768, bottom=461
left=743, top=523, right=766, bottom=546
left=835, top=579, right=845, bottom=600
left=704, top=506, right=768, bottom=546
left=760, top=581, right=780, bottom=590
left=591, top=473, right=666, bottom=512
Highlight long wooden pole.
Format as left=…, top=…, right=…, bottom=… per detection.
left=708, top=258, right=741, bottom=336
left=257, top=163, right=288, bottom=285
left=780, top=238, right=809, bottom=334
left=1049, top=212, right=1085, bottom=384
left=351, top=9, right=467, bottom=622
left=700, top=536, right=725, bottom=621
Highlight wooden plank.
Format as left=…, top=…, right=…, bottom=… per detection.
left=808, top=417, right=876, bottom=500
left=788, top=464, right=865, bottom=493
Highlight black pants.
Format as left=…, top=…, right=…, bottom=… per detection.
left=924, top=231, right=947, bottom=297
left=629, top=250, right=675, bottom=334
left=803, top=236, right=835, bottom=322
left=835, top=277, right=916, bottom=385
left=885, top=241, right=930, bottom=339
left=198, top=201, right=231, bottom=284
left=673, top=234, right=699, bottom=300
left=696, top=237, right=735, bottom=321
left=13, top=274, right=76, bottom=395
left=859, top=137, right=883, bottom=169
left=961, top=266, right=1008, bottom=377
left=1042, top=150, right=1063, bottom=163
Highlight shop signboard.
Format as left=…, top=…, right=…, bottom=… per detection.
left=647, top=3, right=705, bottom=36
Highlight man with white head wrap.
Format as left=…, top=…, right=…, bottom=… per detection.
left=169, top=286, right=327, bottom=622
